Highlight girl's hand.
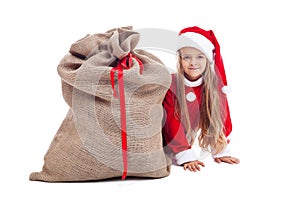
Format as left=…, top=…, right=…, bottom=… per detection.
left=183, top=160, right=205, bottom=172
left=214, top=156, right=240, bottom=164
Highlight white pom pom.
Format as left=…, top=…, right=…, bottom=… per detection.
left=222, top=85, right=232, bottom=94
left=186, top=92, right=196, bottom=102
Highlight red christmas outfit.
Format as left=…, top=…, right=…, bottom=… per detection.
left=162, top=74, right=232, bottom=165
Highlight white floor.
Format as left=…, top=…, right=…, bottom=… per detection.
left=2, top=133, right=298, bottom=200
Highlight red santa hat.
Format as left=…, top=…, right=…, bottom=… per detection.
left=176, top=26, right=231, bottom=94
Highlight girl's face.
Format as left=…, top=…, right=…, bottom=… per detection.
left=180, top=47, right=207, bottom=81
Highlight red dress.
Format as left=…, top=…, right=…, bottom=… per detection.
left=162, top=74, right=232, bottom=165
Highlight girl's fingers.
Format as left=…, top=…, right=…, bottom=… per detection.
left=227, top=158, right=234, bottom=164
left=188, top=165, right=194, bottom=172
left=220, top=157, right=240, bottom=164
left=231, top=157, right=240, bottom=164
left=224, top=157, right=240, bottom=164
left=197, top=160, right=205, bottom=167
left=183, top=160, right=207, bottom=172
left=223, top=157, right=234, bottom=164
left=191, top=164, right=197, bottom=172
left=183, top=164, right=187, bottom=170
left=194, top=163, right=201, bottom=171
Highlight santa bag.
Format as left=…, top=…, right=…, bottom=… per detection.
left=29, top=26, right=172, bottom=182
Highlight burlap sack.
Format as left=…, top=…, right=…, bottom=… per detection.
left=29, top=26, right=172, bottom=182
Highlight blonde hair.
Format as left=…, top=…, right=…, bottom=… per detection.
left=175, top=53, right=227, bottom=154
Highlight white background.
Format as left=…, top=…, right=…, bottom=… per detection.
left=1, top=0, right=299, bottom=199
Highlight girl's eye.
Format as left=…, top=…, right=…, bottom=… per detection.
left=183, top=56, right=191, bottom=60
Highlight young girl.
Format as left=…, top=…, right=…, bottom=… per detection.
left=162, top=26, right=240, bottom=172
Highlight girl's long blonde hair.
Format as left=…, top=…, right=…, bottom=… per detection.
left=175, top=54, right=227, bottom=155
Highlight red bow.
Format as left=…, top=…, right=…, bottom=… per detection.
left=110, top=53, right=143, bottom=180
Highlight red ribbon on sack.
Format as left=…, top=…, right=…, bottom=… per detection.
left=110, top=53, right=143, bottom=180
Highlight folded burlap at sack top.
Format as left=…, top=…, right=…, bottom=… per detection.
left=29, top=26, right=172, bottom=182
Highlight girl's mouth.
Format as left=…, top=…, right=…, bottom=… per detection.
left=188, top=68, right=199, bottom=70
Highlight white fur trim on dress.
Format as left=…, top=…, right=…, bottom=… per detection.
left=184, top=76, right=203, bottom=87
left=174, top=147, right=199, bottom=165
left=211, top=143, right=231, bottom=159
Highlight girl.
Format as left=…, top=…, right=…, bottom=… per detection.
left=162, top=26, right=240, bottom=172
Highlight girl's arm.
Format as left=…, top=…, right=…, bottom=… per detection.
left=162, top=89, right=198, bottom=165
left=212, top=97, right=239, bottom=164
left=211, top=97, right=232, bottom=158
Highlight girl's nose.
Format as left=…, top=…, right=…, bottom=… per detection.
left=191, top=57, right=197, bottom=66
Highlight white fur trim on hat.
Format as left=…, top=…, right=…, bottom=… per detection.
left=176, top=32, right=215, bottom=63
